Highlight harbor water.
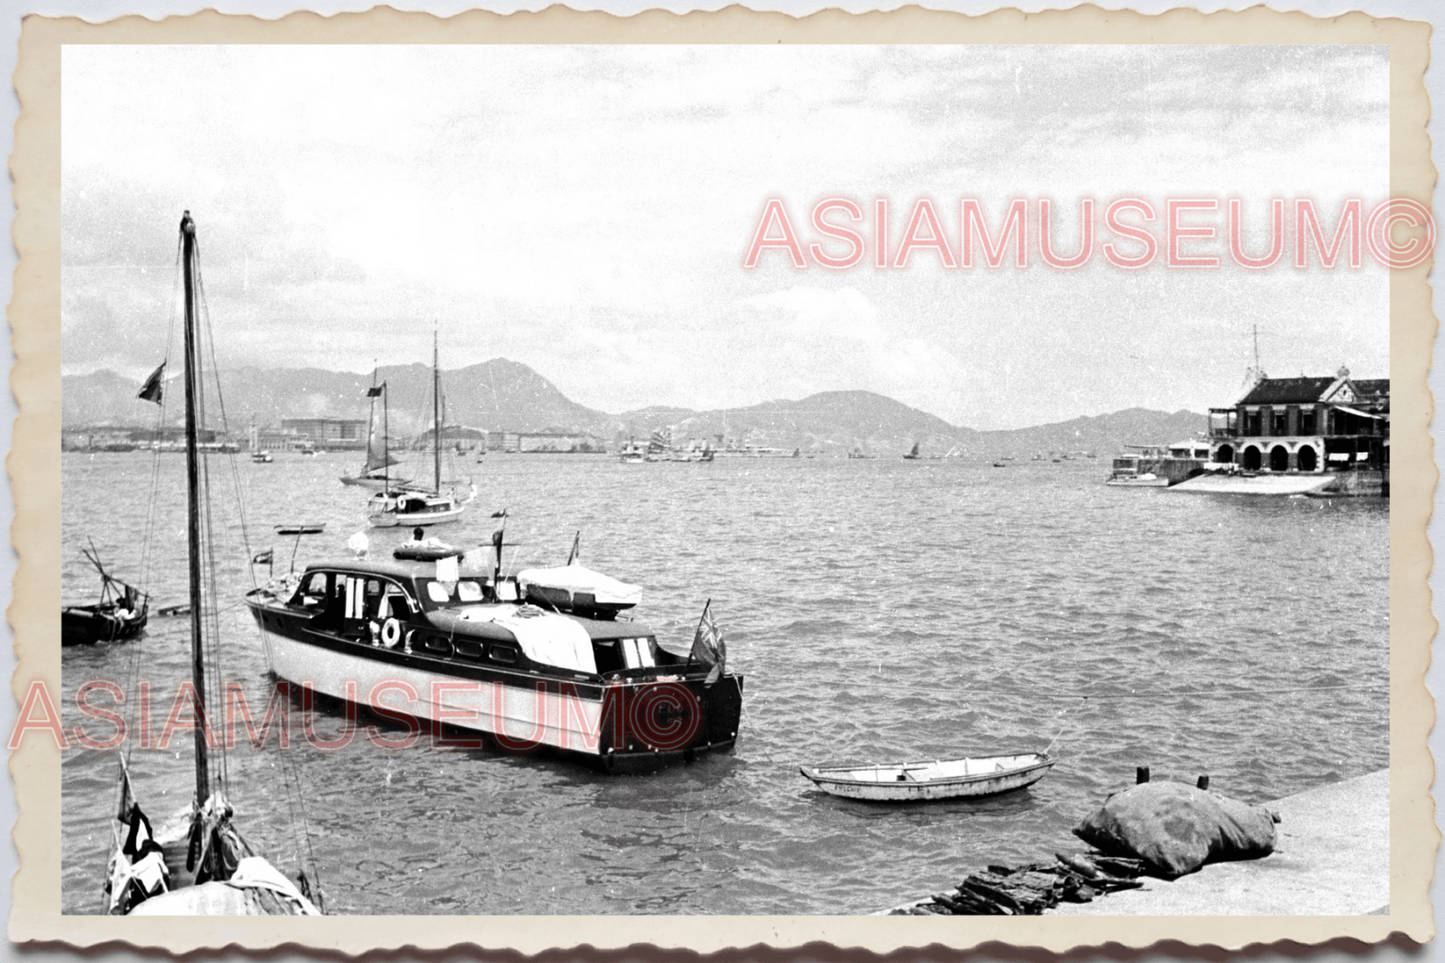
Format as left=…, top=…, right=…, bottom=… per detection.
left=59, top=452, right=1389, bottom=915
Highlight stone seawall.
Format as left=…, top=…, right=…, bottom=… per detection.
left=1048, top=770, right=1389, bottom=916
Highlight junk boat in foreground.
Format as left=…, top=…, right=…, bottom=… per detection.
left=799, top=751, right=1055, bottom=802
left=243, top=533, right=743, bottom=773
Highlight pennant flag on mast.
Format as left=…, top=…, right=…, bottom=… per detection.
left=366, top=384, right=384, bottom=398
left=690, top=599, right=726, bottom=685
left=566, top=531, right=580, bottom=566
left=489, top=509, right=508, bottom=579
left=137, top=362, right=166, bottom=404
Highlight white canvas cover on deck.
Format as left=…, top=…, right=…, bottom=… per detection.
left=457, top=606, right=597, bottom=674
left=517, top=564, right=643, bottom=609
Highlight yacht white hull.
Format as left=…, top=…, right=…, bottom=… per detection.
left=367, top=488, right=471, bottom=527
left=367, top=504, right=466, bottom=527
left=263, top=631, right=606, bottom=752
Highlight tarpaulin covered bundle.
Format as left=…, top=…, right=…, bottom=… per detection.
left=1072, top=781, right=1278, bottom=878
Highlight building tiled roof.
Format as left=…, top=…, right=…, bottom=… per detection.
left=1353, top=379, right=1390, bottom=401
left=1239, top=377, right=1336, bottom=405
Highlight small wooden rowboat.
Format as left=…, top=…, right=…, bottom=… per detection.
left=799, top=752, right=1055, bottom=802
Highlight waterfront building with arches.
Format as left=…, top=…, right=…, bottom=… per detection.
left=1207, top=367, right=1389, bottom=482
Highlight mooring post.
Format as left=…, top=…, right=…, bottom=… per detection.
left=1136, top=766, right=1150, bottom=784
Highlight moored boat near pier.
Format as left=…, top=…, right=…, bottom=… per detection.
left=800, top=752, right=1055, bottom=802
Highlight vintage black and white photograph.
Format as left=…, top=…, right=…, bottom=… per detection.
left=53, top=40, right=1396, bottom=920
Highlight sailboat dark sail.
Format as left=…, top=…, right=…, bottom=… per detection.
left=366, top=333, right=475, bottom=527
left=103, top=212, right=320, bottom=917
left=340, top=369, right=408, bottom=489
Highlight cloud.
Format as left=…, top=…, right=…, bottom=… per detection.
left=59, top=45, right=1388, bottom=426
left=741, top=285, right=884, bottom=343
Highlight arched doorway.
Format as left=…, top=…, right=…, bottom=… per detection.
left=1214, top=444, right=1234, bottom=464
left=1269, top=445, right=1289, bottom=472
left=1242, top=445, right=1262, bottom=471
left=1297, top=446, right=1318, bottom=472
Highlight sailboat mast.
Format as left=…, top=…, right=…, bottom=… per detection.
left=179, top=211, right=211, bottom=805
left=365, top=365, right=378, bottom=472
left=432, top=331, right=441, bottom=492
left=383, top=382, right=390, bottom=491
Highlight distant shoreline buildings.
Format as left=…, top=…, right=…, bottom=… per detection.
left=62, top=418, right=608, bottom=455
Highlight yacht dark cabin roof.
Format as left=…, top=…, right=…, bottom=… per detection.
left=307, top=557, right=443, bottom=579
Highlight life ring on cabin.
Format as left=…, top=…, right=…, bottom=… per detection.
left=381, top=618, right=403, bottom=648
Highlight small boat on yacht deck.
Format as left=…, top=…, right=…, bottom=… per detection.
left=799, top=752, right=1055, bottom=802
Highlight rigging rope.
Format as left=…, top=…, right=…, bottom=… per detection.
left=194, top=228, right=323, bottom=902
left=126, top=234, right=186, bottom=769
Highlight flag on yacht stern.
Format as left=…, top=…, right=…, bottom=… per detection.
left=691, top=600, right=726, bottom=685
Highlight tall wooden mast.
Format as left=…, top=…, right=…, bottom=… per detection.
left=179, top=210, right=210, bottom=805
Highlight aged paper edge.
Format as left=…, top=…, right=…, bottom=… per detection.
left=8, top=3, right=1436, bottom=954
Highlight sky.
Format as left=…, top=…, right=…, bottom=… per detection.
left=61, top=44, right=1391, bottom=429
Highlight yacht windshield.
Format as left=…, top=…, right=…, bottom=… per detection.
left=419, top=577, right=489, bottom=608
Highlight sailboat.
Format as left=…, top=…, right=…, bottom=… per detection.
left=103, top=212, right=321, bottom=917
left=643, top=427, right=670, bottom=462
left=339, top=368, right=409, bottom=489
left=366, top=334, right=475, bottom=528
left=902, top=441, right=922, bottom=460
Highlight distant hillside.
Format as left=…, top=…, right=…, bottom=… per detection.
left=971, top=408, right=1208, bottom=458
left=616, top=390, right=975, bottom=456
left=62, top=358, right=612, bottom=440
left=62, top=361, right=1205, bottom=457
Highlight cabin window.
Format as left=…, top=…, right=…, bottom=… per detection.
left=495, top=580, right=519, bottom=602
left=593, top=639, right=623, bottom=673
left=420, top=578, right=488, bottom=607
left=419, top=634, right=453, bottom=657
left=490, top=645, right=518, bottom=664
left=295, top=572, right=329, bottom=609
left=377, top=583, right=414, bottom=620
left=621, top=637, right=657, bottom=669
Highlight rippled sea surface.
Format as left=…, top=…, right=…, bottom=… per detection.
left=60, top=452, right=1389, bottom=914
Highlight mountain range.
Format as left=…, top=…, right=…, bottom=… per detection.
left=61, top=359, right=1207, bottom=458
